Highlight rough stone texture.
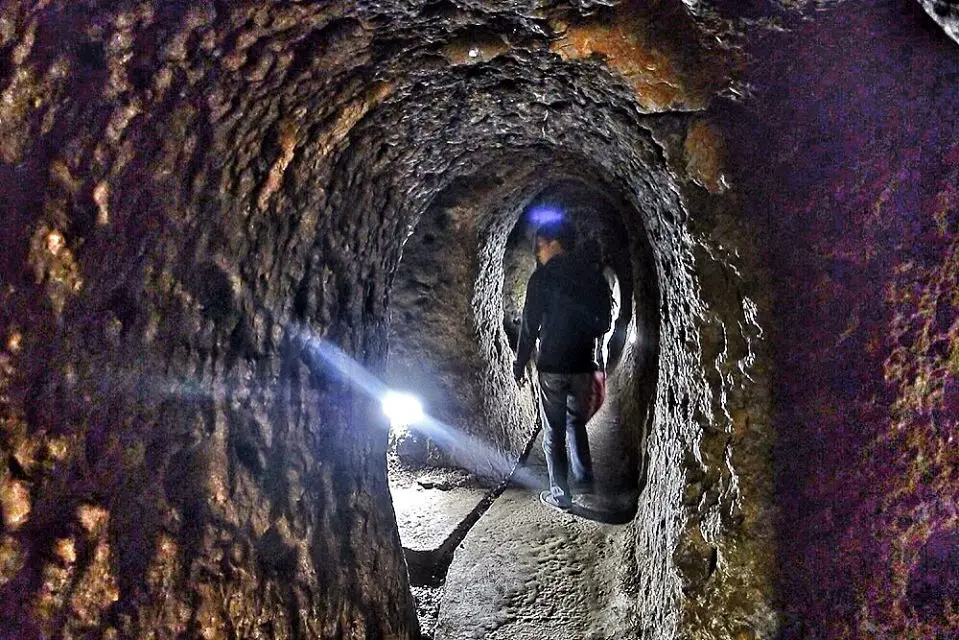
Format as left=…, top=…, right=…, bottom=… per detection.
left=437, top=490, right=630, bottom=640
left=916, top=0, right=959, bottom=43
left=631, top=112, right=776, bottom=640
left=388, top=194, right=499, bottom=466
left=549, top=1, right=728, bottom=113
left=386, top=170, right=542, bottom=474
left=437, top=362, right=650, bottom=640
left=0, top=0, right=772, bottom=637
left=389, top=468, right=489, bottom=555
left=720, top=1, right=959, bottom=636
left=0, top=0, right=953, bottom=638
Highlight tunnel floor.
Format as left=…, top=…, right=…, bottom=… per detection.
left=393, top=380, right=639, bottom=639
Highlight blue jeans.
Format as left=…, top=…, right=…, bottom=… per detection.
left=539, top=372, right=595, bottom=497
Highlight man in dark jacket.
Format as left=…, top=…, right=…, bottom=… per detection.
left=512, top=220, right=612, bottom=511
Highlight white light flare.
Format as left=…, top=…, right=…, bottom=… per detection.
left=296, top=331, right=534, bottom=488
left=382, top=391, right=425, bottom=431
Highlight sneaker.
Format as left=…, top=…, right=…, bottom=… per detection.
left=540, top=488, right=573, bottom=512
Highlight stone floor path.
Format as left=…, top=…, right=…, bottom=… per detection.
left=434, top=385, right=639, bottom=640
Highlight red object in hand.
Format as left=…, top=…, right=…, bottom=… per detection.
left=584, top=371, right=606, bottom=422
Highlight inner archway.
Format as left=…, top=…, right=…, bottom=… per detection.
left=500, top=179, right=660, bottom=506
left=379, top=151, right=674, bottom=636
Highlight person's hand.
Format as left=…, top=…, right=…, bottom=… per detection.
left=512, top=361, right=525, bottom=383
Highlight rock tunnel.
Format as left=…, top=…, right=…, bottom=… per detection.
left=0, top=1, right=957, bottom=639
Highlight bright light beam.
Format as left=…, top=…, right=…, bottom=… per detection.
left=300, top=335, right=389, bottom=399
left=98, top=327, right=545, bottom=491
left=296, top=329, right=545, bottom=491
left=382, top=391, right=424, bottom=430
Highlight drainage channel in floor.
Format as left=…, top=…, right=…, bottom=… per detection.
left=389, top=431, right=542, bottom=638
left=389, top=466, right=511, bottom=638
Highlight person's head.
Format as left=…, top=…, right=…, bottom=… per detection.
left=534, top=220, right=575, bottom=265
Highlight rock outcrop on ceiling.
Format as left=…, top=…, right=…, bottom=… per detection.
left=916, top=0, right=959, bottom=43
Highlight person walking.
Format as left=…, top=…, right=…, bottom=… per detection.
left=512, top=220, right=612, bottom=511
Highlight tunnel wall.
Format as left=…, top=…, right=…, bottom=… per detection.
left=720, top=2, right=959, bottom=636
left=618, top=113, right=777, bottom=638
left=0, top=2, right=423, bottom=638
left=388, top=197, right=491, bottom=467
left=1, top=0, right=953, bottom=638
left=386, top=168, right=542, bottom=475
left=0, top=0, right=778, bottom=626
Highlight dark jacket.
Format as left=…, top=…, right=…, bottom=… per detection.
left=515, top=253, right=612, bottom=374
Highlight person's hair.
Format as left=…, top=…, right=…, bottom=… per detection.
left=535, top=220, right=576, bottom=251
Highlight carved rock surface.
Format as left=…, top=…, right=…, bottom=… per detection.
left=916, top=0, right=959, bottom=43
left=0, top=0, right=955, bottom=639
left=721, top=1, right=959, bottom=636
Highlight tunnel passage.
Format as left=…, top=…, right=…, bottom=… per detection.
left=499, top=179, right=661, bottom=499
left=382, top=164, right=664, bottom=613
left=0, top=1, right=796, bottom=638
left=357, top=131, right=767, bottom=636
left=385, top=169, right=659, bottom=480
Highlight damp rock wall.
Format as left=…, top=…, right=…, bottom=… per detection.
left=0, top=0, right=953, bottom=638
left=721, top=2, right=959, bottom=636
left=0, top=2, right=426, bottom=637
left=614, top=111, right=777, bottom=640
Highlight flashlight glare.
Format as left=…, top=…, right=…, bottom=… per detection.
left=298, top=332, right=536, bottom=489
left=382, top=391, right=424, bottom=428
